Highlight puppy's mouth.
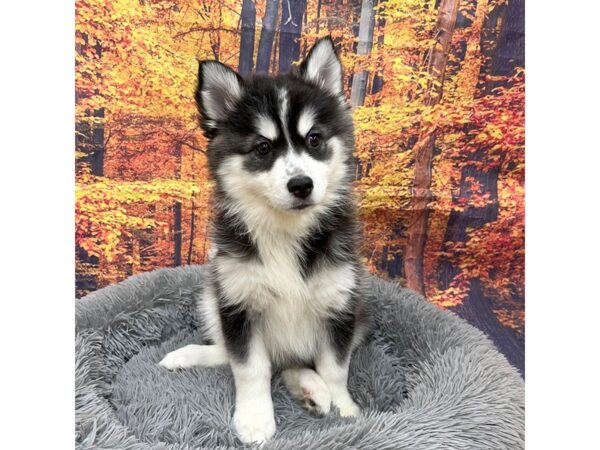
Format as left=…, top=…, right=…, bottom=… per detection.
left=290, top=201, right=314, bottom=211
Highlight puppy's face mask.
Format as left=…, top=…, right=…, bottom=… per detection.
left=196, top=38, right=354, bottom=214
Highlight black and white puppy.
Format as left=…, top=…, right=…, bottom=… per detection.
left=160, top=37, right=371, bottom=445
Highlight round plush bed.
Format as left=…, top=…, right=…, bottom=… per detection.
left=75, top=265, right=524, bottom=449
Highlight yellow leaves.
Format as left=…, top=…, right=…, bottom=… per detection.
left=75, top=174, right=205, bottom=262
left=76, top=0, right=206, bottom=122
left=429, top=285, right=469, bottom=308
left=76, top=176, right=201, bottom=205
left=471, top=123, right=504, bottom=145
left=494, top=307, right=525, bottom=333
left=487, top=124, right=504, bottom=140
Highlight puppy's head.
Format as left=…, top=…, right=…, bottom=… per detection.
left=196, top=37, right=354, bottom=215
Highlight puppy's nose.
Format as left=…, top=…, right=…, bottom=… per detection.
left=287, top=176, right=313, bottom=200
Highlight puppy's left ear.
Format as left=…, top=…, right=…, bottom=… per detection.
left=195, top=60, right=243, bottom=134
left=299, top=36, right=343, bottom=97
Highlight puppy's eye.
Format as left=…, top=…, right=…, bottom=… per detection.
left=255, top=141, right=272, bottom=155
left=307, top=132, right=322, bottom=149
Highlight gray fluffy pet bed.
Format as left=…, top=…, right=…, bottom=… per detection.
left=75, top=265, right=524, bottom=449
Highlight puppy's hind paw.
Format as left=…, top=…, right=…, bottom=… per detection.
left=282, top=368, right=332, bottom=416
left=300, top=382, right=331, bottom=416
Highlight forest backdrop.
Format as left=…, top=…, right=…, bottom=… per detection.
left=75, top=0, right=525, bottom=373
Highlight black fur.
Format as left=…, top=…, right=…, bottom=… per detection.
left=327, top=307, right=356, bottom=364
left=212, top=205, right=258, bottom=260
left=297, top=196, right=359, bottom=279
left=217, top=297, right=252, bottom=362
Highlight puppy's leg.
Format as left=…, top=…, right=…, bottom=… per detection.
left=282, top=367, right=331, bottom=415
left=159, top=344, right=228, bottom=370
left=315, top=344, right=360, bottom=417
left=230, top=334, right=276, bottom=444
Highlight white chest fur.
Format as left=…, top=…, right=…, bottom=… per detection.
left=212, top=230, right=356, bottom=364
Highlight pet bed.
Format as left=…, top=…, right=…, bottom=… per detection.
left=75, top=265, right=524, bottom=449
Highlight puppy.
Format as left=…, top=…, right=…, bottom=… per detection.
left=160, top=37, right=371, bottom=444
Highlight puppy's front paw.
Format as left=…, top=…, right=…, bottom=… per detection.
left=158, top=346, right=197, bottom=370
left=233, top=406, right=276, bottom=444
left=337, top=399, right=360, bottom=418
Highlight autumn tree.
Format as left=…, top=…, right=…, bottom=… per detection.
left=75, top=31, right=105, bottom=292
left=238, top=0, right=256, bottom=75
left=256, top=0, right=280, bottom=74
left=279, top=0, right=307, bottom=72
left=350, top=0, right=376, bottom=107
left=404, top=0, right=461, bottom=294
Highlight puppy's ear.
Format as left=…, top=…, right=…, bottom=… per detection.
left=195, top=61, right=243, bottom=133
left=299, top=36, right=343, bottom=97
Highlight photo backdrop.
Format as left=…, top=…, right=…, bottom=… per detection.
left=75, top=0, right=525, bottom=373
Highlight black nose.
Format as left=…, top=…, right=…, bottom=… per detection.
left=287, top=176, right=313, bottom=200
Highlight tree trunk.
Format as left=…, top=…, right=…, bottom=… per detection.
left=438, top=0, right=525, bottom=375
left=89, top=108, right=105, bottom=175
left=403, top=0, right=461, bottom=294
left=349, top=0, right=377, bottom=181
left=187, top=197, right=196, bottom=265
left=485, top=0, right=524, bottom=92
left=475, top=1, right=506, bottom=94
left=316, top=0, right=322, bottom=33
left=371, top=1, right=386, bottom=97
left=350, top=0, right=376, bottom=107
left=173, top=142, right=183, bottom=267
left=238, top=0, right=256, bottom=76
left=324, top=0, right=341, bottom=36
left=278, top=0, right=307, bottom=73
left=76, top=37, right=105, bottom=177
left=173, top=202, right=182, bottom=266
left=256, top=0, right=279, bottom=74
left=271, top=32, right=279, bottom=74
left=75, top=36, right=105, bottom=296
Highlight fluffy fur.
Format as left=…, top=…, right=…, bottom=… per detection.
left=159, top=37, right=371, bottom=444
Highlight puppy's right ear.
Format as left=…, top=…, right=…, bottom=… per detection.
left=299, top=36, right=343, bottom=97
left=195, top=61, right=243, bottom=134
